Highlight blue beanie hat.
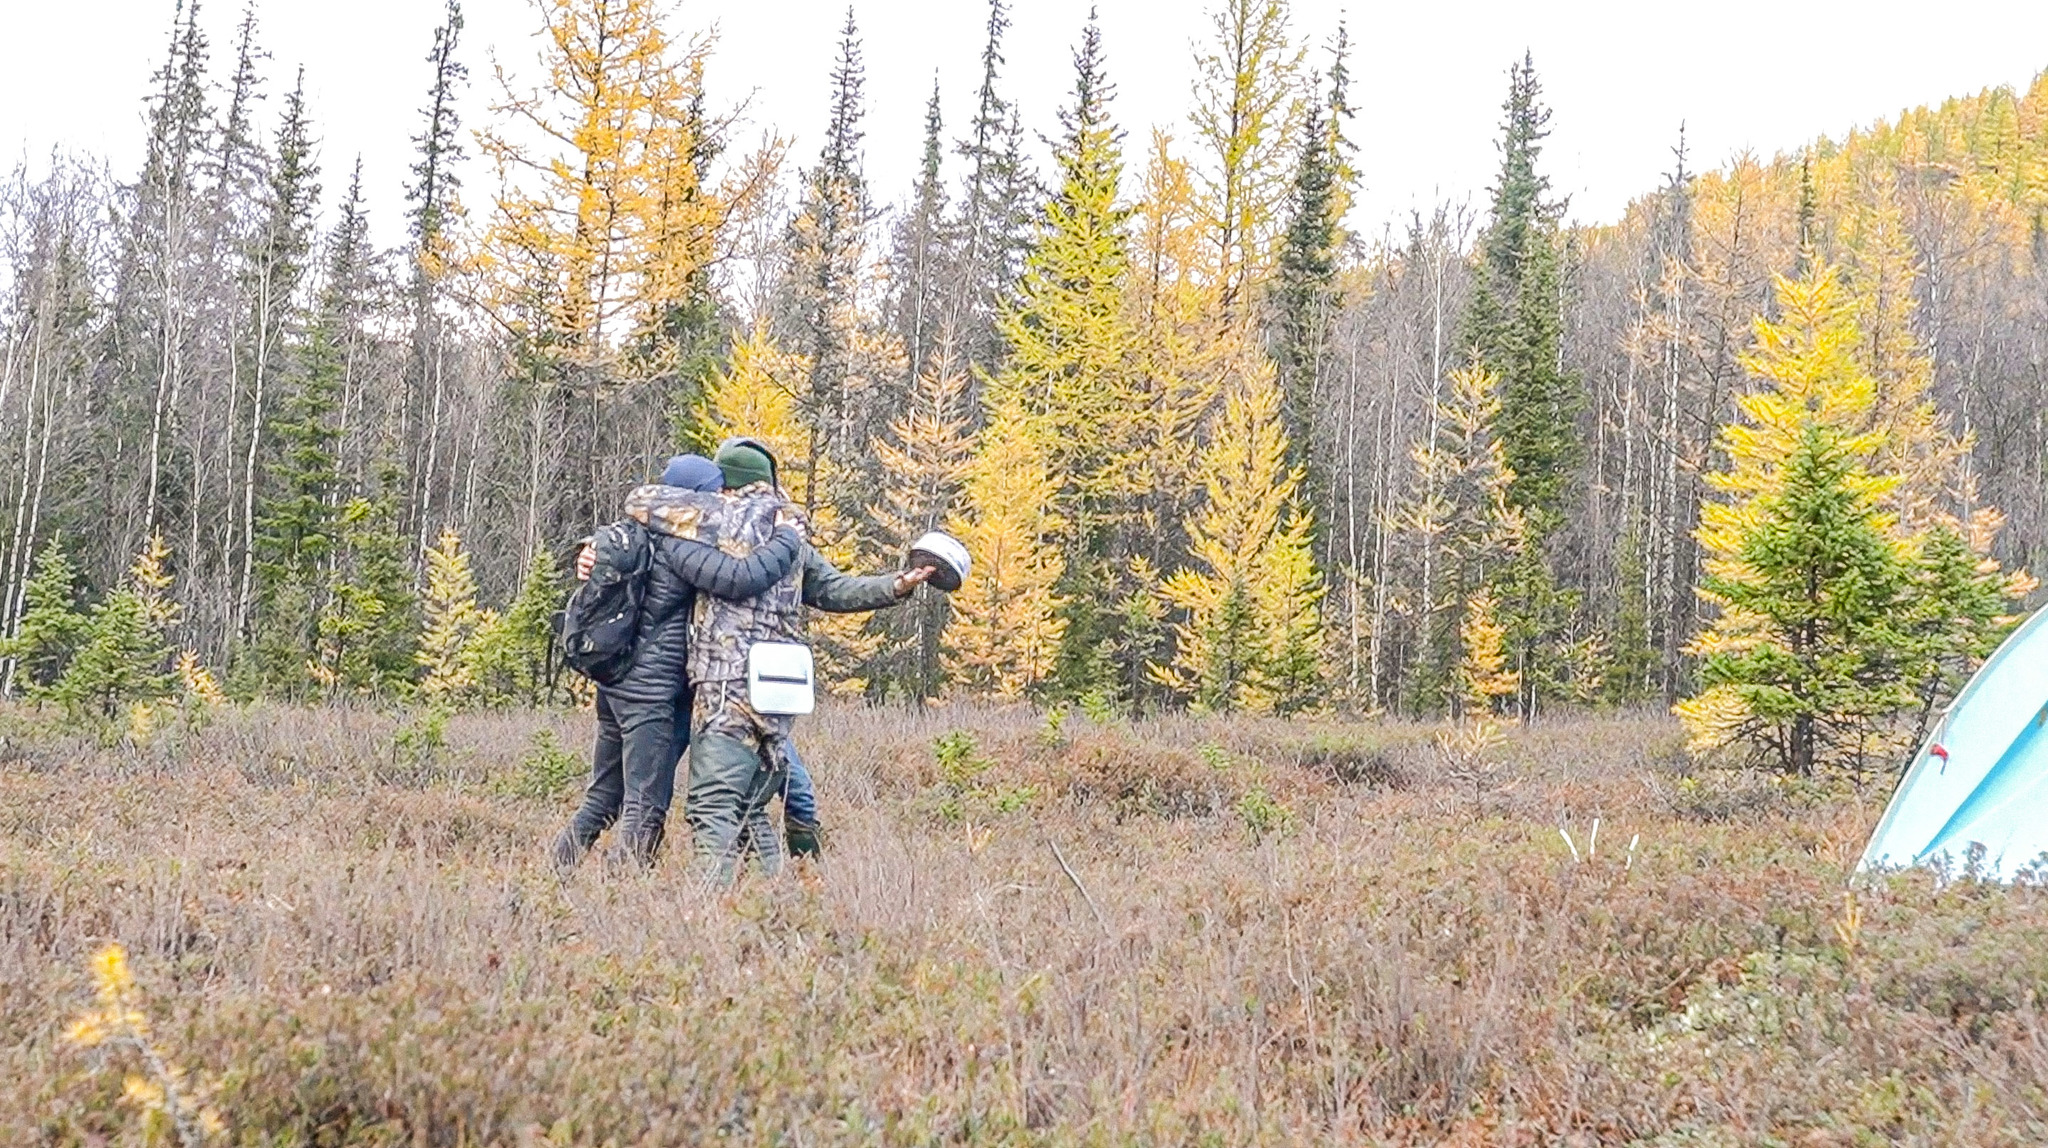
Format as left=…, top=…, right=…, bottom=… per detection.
left=661, top=454, right=724, bottom=492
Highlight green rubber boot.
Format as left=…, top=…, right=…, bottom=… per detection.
left=785, top=817, right=824, bottom=860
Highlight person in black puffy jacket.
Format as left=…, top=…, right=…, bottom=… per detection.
left=550, top=455, right=805, bottom=871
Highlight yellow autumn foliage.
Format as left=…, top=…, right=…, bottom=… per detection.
left=946, top=400, right=1068, bottom=700
left=1153, top=352, right=1323, bottom=714
left=698, top=323, right=812, bottom=488
left=1457, top=588, right=1519, bottom=716
left=418, top=528, right=491, bottom=704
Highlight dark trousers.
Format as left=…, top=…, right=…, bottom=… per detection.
left=552, top=686, right=691, bottom=869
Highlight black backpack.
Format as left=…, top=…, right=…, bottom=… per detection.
left=558, top=519, right=651, bottom=685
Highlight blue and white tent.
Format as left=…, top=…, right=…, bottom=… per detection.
left=1861, top=606, right=2048, bottom=879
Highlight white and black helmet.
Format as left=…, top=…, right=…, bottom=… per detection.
left=907, top=531, right=971, bottom=593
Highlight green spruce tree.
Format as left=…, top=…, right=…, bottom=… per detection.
left=246, top=170, right=369, bottom=695
left=234, top=72, right=323, bottom=635
left=313, top=482, right=418, bottom=698
left=50, top=535, right=178, bottom=726
left=52, top=591, right=176, bottom=727
left=780, top=8, right=875, bottom=513
left=1603, top=522, right=1659, bottom=706
left=1460, top=54, right=1585, bottom=717
left=948, top=0, right=1036, bottom=374
left=1, top=540, right=90, bottom=700
left=468, top=545, right=564, bottom=706
left=1678, top=264, right=2030, bottom=772
left=1900, top=522, right=2026, bottom=738
left=890, top=79, right=956, bottom=389
left=405, top=0, right=471, bottom=539
left=1464, top=53, right=1580, bottom=534
left=1687, top=424, right=1916, bottom=772
left=1271, top=26, right=1353, bottom=504
left=407, top=0, right=467, bottom=265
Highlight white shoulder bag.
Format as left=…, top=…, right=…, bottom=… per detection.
left=746, top=642, right=816, bottom=715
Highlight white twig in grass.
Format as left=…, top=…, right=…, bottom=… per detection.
left=1559, top=827, right=1581, bottom=863
left=1589, top=818, right=1600, bottom=860
left=1626, top=833, right=1641, bottom=872
left=1044, top=834, right=1110, bottom=936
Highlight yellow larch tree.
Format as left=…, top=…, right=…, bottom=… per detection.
left=697, top=322, right=810, bottom=478
left=417, top=528, right=491, bottom=704
left=1693, top=267, right=1883, bottom=558
left=978, top=18, right=1148, bottom=698
left=870, top=336, right=975, bottom=698
left=482, top=0, right=696, bottom=354
left=945, top=399, right=1067, bottom=701
left=1191, top=0, right=1304, bottom=312
left=1836, top=177, right=1969, bottom=534
left=1456, top=588, right=1520, bottom=717
left=480, top=0, right=774, bottom=368
left=1830, top=169, right=2035, bottom=632
left=47, top=533, right=180, bottom=726
left=1152, top=353, right=1324, bottom=714
left=1388, top=365, right=1527, bottom=716
left=1677, top=263, right=1907, bottom=766
left=130, top=530, right=179, bottom=631
left=635, top=52, right=784, bottom=363
left=697, top=319, right=877, bottom=544
left=1677, top=263, right=2030, bottom=770
left=1111, top=130, right=1245, bottom=708
left=175, top=650, right=227, bottom=708
left=477, top=0, right=784, bottom=560
left=1126, top=131, right=1234, bottom=537
left=984, top=21, right=1142, bottom=541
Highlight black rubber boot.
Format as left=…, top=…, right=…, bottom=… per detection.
left=548, top=827, right=587, bottom=874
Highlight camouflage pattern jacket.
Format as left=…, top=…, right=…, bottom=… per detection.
left=626, top=482, right=903, bottom=753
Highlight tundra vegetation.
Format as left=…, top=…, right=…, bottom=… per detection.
left=6, top=704, right=2048, bottom=1143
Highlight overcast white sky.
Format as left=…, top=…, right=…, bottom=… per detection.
left=4, top=0, right=2047, bottom=249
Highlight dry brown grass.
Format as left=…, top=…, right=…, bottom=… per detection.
left=5, top=701, right=2048, bottom=1145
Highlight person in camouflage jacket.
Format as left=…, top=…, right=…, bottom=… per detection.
left=631, top=438, right=938, bottom=881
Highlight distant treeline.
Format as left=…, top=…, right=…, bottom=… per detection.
left=1, top=0, right=2043, bottom=725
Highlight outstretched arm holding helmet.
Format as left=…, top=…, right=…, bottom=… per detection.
left=802, top=546, right=935, bottom=612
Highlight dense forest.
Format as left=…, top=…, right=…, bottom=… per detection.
left=2, top=0, right=2043, bottom=746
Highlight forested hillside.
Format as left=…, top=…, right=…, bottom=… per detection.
left=2, top=0, right=2043, bottom=727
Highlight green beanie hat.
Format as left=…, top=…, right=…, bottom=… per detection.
left=714, top=439, right=777, bottom=490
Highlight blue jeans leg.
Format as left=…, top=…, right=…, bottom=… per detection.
left=782, top=740, right=817, bottom=826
